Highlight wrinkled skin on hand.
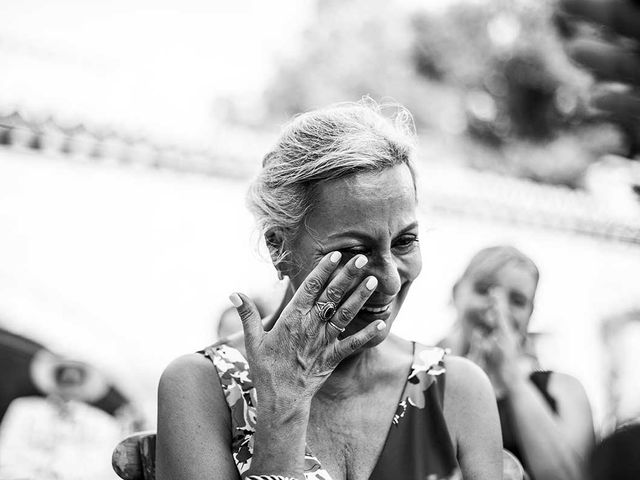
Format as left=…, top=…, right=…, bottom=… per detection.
left=231, top=251, right=385, bottom=405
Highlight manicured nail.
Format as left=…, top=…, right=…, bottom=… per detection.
left=229, top=293, right=242, bottom=308
left=355, top=255, right=368, bottom=269
left=330, top=251, right=341, bottom=263
left=376, top=321, right=386, bottom=331
left=366, top=276, right=377, bottom=290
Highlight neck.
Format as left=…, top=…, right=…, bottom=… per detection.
left=318, top=346, right=383, bottom=399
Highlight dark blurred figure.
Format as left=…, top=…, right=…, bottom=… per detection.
left=558, top=0, right=640, bottom=157
left=440, top=246, right=595, bottom=480
left=0, top=326, right=143, bottom=429
left=590, top=423, right=640, bottom=480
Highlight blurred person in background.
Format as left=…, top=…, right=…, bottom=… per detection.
left=439, top=246, right=595, bottom=480
left=156, top=100, right=502, bottom=480
left=0, top=325, right=143, bottom=430
left=558, top=0, right=640, bottom=158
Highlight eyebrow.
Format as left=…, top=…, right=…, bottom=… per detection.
left=327, top=221, right=420, bottom=241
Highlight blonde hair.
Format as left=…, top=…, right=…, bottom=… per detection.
left=454, top=245, right=540, bottom=295
left=248, top=99, right=417, bottom=265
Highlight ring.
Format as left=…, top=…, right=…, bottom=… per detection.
left=327, top=320, right=345, bottom=333
left=315, top=301, right=337, bottom=321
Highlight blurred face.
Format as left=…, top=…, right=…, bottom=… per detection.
left=454, top=260, right=537, bottom=342
left=285, top=164, right=421, bottom=345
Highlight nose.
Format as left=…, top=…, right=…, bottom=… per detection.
left=368, top=254, right=402, bottom=297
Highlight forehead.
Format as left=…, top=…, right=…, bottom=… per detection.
left=305, top=164, right=417, bottom=236
left=476, top=261, right=537, bottom=296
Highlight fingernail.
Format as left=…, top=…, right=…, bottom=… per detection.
left=366, top=276, right=377, bottom=290
left=330, top=251, right=341, bottom=263
left=229, top=293, right=242, bottom=308
left=376, top=321, right=386, bottom=331
left=355, top=255, right=368, bottom=269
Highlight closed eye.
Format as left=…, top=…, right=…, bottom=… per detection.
left=392, top=234, right=419, bottom=253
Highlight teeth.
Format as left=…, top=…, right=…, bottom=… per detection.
left=362, top=305, right=390, bottom=314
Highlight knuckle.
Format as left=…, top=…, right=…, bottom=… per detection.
left=346, top=336, right=363, bottom=352
left=336, top=306, right=355, bottom=324
left=325, top=285, right=345, bottom=302
left=237, top=308, right=254, bottom=322
left=303, top=276, right=323, bottom=296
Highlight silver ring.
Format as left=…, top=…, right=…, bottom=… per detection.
left=327, top=320, right=345, bottom=333
left=315, top=301, right=337, bottom=321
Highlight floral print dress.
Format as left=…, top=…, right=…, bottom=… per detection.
left=200, top=342, right=460, bottom=480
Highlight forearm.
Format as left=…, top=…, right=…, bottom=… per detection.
left=505, top=378, right=583, bottom=480
left=248, top=396, right=311, bottom=479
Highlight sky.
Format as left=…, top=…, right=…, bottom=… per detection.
left=0, top=0, right=314, bottom=142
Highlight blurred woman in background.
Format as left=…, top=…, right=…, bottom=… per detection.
left=439, top=245, right=595, bottom=480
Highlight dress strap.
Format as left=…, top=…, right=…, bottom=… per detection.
left=199, top=344, right=333, bottom=480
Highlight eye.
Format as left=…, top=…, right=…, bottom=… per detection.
left=474, top=282, right=491, bottom=295
left=392, top=234, right=419, bottom=253
left=340, top=245, right=369, bottom=257
left=510, top=293, right=528, bottom=308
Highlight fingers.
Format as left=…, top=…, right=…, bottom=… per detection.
left=330, top=320, right=386, bottom=364
left=566, top=37, right=640, bottom=86
left=559, top=0, right=640, bottom=41
left=325, top=275, right=378, bottom=339
left=229, top=293, right=263, bottom=349
left=290, top=251, right=342, bottom=312
left=316, top=253, right=369, bottom=305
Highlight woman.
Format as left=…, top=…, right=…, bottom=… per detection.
left=156, top=101, right=502, bottom=480
left=440, top=246, right=595, bottom=480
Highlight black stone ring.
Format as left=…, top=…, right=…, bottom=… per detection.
left=315, top=301, right=337, bottom=321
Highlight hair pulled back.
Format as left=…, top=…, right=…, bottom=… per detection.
left=248, top=99, right=417, bottom=265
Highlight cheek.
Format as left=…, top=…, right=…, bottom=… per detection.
left=400, top=249, right=422, bottom=282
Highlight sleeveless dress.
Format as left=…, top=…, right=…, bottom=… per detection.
left=199, top=342, right=461, bottom=480
left=498, top=370, right=557, bottom=480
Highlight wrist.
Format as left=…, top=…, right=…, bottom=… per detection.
left=250, top=397, right=310, bottom=478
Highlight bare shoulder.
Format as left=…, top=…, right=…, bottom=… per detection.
left=157, top=353, right=237, bottom=480
left=441, top=355, right=496, bottom=437
left=547, top=371, right=589, bottom=401
left=442, top=355, right=502, bottom=478
left=443, top=355, right=493, bottom=405
left=159, top=353, right=218, bottom=395
left=547, top=371, right=595, bottom=453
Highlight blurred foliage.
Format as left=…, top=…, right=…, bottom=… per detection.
left=248, top=0, right=628, bottom=188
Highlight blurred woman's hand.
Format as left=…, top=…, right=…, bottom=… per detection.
left=468, top=288, right=528, bottom=397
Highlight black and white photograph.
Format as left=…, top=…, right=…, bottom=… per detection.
left=1, top=0, right=640, bottom=479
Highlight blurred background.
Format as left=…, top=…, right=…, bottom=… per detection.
left=1, top=0, right=640, bottom=478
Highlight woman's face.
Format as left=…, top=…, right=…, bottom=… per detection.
left=285, top=164, right=421, bottom=344
left=454, top=260, right=537, bottom=340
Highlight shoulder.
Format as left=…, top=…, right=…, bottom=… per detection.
left=158, top=352, right=226, bottom=409
left=442, top=356, right=497, bottom=436
left=547, top=371, right=588, bottom=398
left=546, top=371, right=593, bottom=418
left=444, top=355, right=493, bottom=399
left=443, top=356, right=502, bottom=477
left=160, top=353, right=215, bottom=387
